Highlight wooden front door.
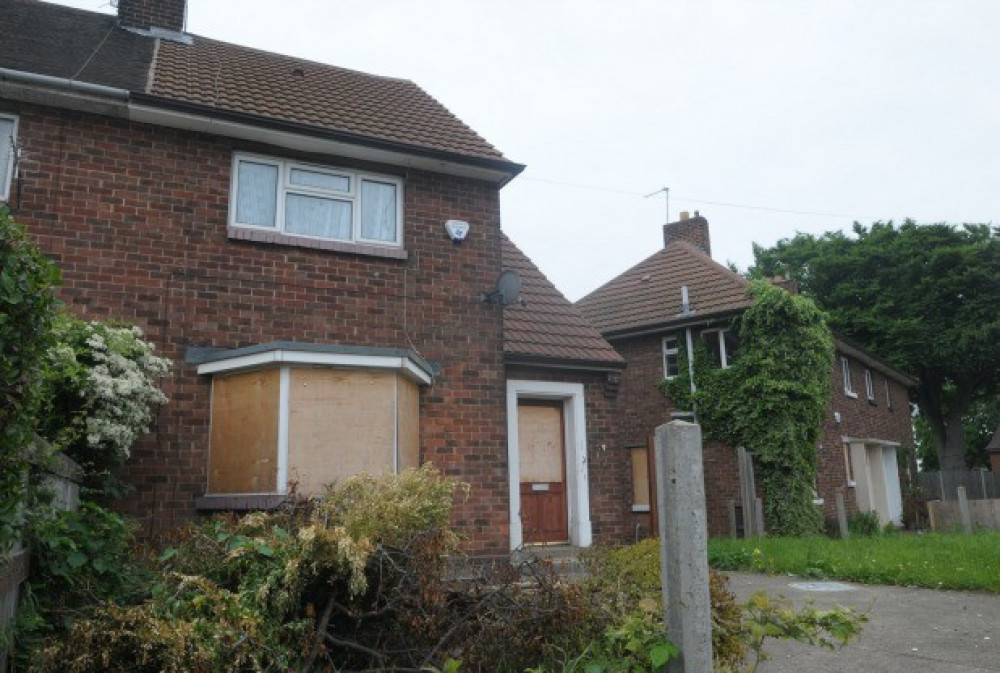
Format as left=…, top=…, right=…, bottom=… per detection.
left=518, top=400, right=568, bottom=544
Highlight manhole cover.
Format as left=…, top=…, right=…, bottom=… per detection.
left=787, top=581, right=856, bottom=592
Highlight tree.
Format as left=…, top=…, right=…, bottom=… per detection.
left=751, top=220, right=1000, bottom=471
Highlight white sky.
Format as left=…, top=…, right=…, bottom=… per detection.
left=55, top=0, right=1000, bottom=300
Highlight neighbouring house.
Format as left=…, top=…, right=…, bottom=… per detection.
left=988, top=425, right=1000, bottom=473
left=0, top=0, right=632, bottom=554
left=577, top=212, right=917, bottom=534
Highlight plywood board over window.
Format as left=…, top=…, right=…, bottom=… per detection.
left=287, top=368, right=398, bottom=494
left=396, top=376, right=420, bottom=471
left=208, top=369, right=280, bottom=494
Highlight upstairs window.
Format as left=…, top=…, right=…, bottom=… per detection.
left=701, top=329, right=738, bottom=368
left=231, top=153, right=403, bottom=246
left=864, top=368, right=876, bottom=403
left=885, top=377, right=893, bottom=410
left=0, top=114, right=17, bottom=202
left=662, top=337, right=679, bottom=379
left=841, top=357, right=857, bottom=397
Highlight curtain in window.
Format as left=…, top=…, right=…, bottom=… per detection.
left=285, top=194, right=352, bottom=239
left=0, top=119, right=13, bottom=194
left=361, top=180, right=397, bottom=242
left=236, top=161, right=278, bottom=227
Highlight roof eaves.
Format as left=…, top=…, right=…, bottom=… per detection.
left=504, top=353, right=627, bottom=372
left=601, top=308, right=747, bottom=341
left=833, top=337, right=917, bottom=387
left=129, top=93, right=525, bottom=184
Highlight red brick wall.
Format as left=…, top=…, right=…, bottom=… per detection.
left=504, top=366, right=630, bottom=544
left=609, top=331, right=914, bottom=536
left=6, top=100, right=511, bottom=553
left=817, top=354, right=915, bottom=520
left=118, top=0, right=186, bottom=31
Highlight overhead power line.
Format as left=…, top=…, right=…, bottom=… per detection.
left=519, top=175, right=859, bottom=219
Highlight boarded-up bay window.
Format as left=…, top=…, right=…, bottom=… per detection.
left=207, top=366, right=420, bottom=496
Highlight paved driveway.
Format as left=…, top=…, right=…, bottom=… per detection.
left=725, top=572, right=1000, bottom=672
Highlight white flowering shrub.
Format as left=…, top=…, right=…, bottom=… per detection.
left=40, top=314, right=170, bottom=473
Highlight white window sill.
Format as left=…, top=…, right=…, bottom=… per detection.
left=847, top=480, right=856, bottom=488
left=844, top=390, right=858, bottom=399
left=812, top=499, right=825, bottom=506
left=228, top=226, right=408, bottom=260
left=632, top=504, right=651, bottom=513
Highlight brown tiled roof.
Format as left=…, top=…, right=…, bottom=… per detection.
left=0, top=0, right=154, bottom=91
left=502, top=234, right=624, bottom=368
left=148, top=37, right=507, bottom=161
left=987, top=425, right=1000, bottom=453
left=0, top=1, right=515, bottom=166
left=577, top=241, right=753, bottom=335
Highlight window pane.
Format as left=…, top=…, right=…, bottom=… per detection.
left=236, top=161, right=278, bottom=227
left=285, top=193, right=352, bottom=239
left=0, top=119, right=14, bottom=196
left=290, top=168, right=349, bottom=192
left=360, top=180, right=397, bottom=242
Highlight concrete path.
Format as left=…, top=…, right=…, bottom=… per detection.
left=725, top=572, right=1000, bottom=672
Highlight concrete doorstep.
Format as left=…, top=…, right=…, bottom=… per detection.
left=725, top=571, right=1000, bottom=673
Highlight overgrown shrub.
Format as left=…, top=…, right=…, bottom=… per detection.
left=28, top=465, right=589, bottom=672
left=0, top=208, right=60, bottom=550
left=37, top=313, right=170, bottom=494
left=847, top=510, right=881, bottom=537
left=662, top=281, right=834, bottom=536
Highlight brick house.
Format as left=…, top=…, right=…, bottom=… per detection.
left=577, top=213, right=917, bottom=535
left=0, top=0, right=630, bottom=553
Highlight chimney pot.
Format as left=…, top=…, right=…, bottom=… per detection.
left=679, top=211, right=690, bottom=221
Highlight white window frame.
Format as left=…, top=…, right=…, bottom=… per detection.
left=229, top=152, right=404, bottom=247
left=701, top=328, right=735, bottom=369
left=841, top=356, right=857, bottom=398
left=0, top=114, right=19, bottom=202
left=864, top=368, right=876, bottom=402
left=662, top=336, right=679, bottom=379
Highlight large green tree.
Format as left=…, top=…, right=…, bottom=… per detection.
left=751, top=220, right=1000, bottom=471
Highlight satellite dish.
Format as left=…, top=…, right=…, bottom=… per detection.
left=481, top=270, right=522, bottom=306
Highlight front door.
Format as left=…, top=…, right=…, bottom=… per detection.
left=518, top=400, right=568, bottom=544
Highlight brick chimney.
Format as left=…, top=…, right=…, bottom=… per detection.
left=663, top=210, right=711, bottom=257
left=117, top=0, right=187, bottom=33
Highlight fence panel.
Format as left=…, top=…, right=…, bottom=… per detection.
left=919, top=469, right=1000, bottom=501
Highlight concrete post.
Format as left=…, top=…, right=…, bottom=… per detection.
left=836, top=491, right=849, bottom=539
left=957, top=486, right=973, bottom=534
left=655, top=421, right=712, bottom=673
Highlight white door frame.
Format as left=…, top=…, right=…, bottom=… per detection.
left=507, top=380, right=591, bottom=550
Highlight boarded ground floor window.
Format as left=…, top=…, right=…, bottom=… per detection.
left=630, top=446, right=651, bottom=512
left=207, top=366, right=420, bottom=496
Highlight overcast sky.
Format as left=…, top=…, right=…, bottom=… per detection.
left=56, top=0, right=1000, bottom=300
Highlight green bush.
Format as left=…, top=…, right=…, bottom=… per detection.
left=0, top=208, right=60, bottom=550
left=847, top=511, right=881, bottom=537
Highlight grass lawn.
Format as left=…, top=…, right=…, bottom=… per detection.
left=708, top=531, right=1000, bottom=594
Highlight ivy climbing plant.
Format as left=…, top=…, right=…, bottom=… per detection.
left=0, top=208, right=60, bottom=551
left=660, top=280, right=834, bottom=536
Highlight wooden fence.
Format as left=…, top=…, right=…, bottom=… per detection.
left=0, top=453, right=81, bottom=670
